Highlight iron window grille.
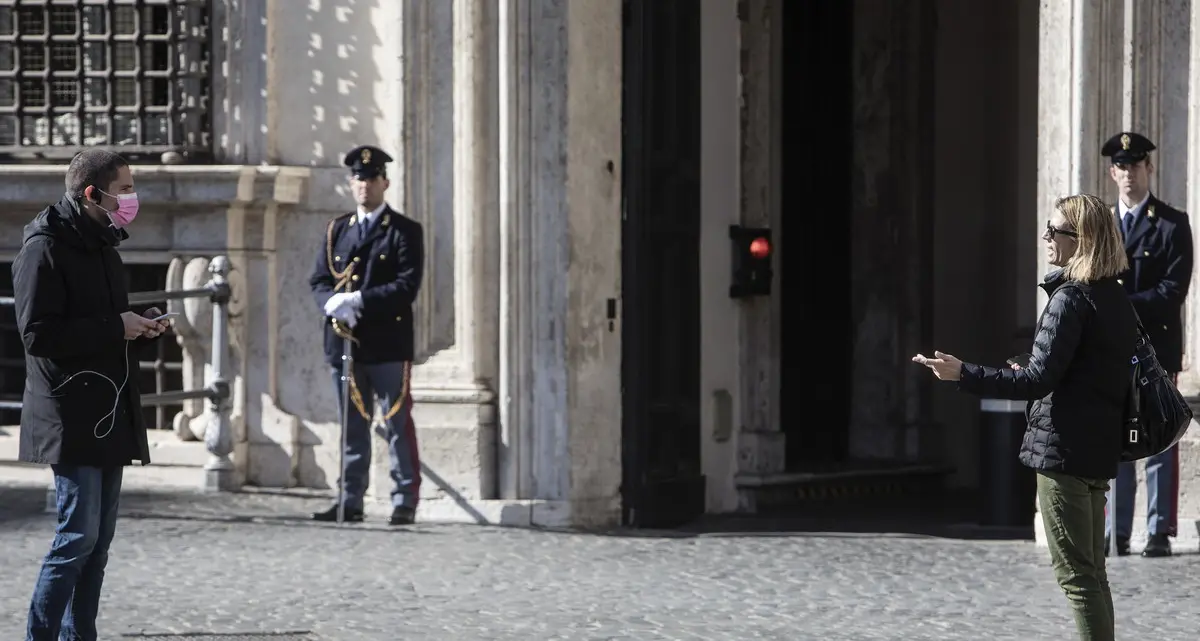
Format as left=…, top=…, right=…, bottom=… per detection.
left=0, top=0, right=211, bottom=162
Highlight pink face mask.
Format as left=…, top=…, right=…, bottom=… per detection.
left=97, top=190, right=140, bottom=227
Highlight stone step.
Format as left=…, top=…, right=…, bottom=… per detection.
left=0, top=425, right=211, bottom=492
left=0, top=459, right=210, bottom=492
left=735, top=463, right=955, bottom=512
left=0, top=425, right=209, bottom=467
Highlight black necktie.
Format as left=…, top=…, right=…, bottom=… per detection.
left=357, top=215, right=369, bottom=241
left=1120, top=212, right=1133, bottom=238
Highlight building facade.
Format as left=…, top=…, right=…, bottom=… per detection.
left=0, top=0, right=1197, bottom=535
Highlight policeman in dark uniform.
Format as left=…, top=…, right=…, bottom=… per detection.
left=308, top=144, right=425, bottom=525
left=1101, top=131, right=1194, bottom=557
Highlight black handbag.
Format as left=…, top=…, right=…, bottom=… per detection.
left=1121, top=314, right=1194, bottom=462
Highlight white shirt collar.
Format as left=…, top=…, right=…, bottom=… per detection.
left=1119, top=192, right=1151, bottom=218
left=357, top=202, right=387, bottom=224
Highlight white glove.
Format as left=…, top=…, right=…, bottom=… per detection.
left=323, top=291, right=363, bottom=317
left=334, top=306, right=359, bottom=328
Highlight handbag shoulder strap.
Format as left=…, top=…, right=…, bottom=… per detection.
left=1126, top=298, right=1149, bottom=336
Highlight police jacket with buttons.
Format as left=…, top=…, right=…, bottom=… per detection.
left=12, top=195, right=155, bottom=467
left=1115, top=195, right=1193, bottom=373
left=309, top=205, right=425, bottom=367
left=958, top=270, right=1138, bottom=480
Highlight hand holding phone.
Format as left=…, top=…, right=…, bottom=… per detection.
left=1006, top=353, right=1032, bottom=370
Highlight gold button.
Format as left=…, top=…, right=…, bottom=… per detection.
left=395, top=316, right=402, bottom=321
left=1163, top=324, right=1169, bottom=330
left=379, top=253, right=387, bottom=260
left=334, top=255, right=341, bottom=261
left=1117, top=279, right=1124, bottom=285
left=353, top=256, right=361, bottom=263
left=1144, top=250, right=1150, bottom=256
left=351, top=275, right=359, bottom=282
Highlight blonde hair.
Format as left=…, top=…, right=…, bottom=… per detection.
left=1057, top=193, right=1129, bottom=282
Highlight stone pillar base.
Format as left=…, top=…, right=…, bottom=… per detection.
left=365, top=384, right=496, bottom=507
left=737, top=430, right=786, bottom=476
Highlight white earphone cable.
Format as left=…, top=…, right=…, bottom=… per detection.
left=49, top=339, right=131, bottom=440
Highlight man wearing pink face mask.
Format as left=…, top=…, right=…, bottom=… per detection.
left=12, top=149, right=170, bottom=641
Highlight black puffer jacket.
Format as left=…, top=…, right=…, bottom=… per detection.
left=958, top=270, right=1137, bottom=480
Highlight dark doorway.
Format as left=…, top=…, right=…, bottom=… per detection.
left=779, top=0, right=855, bottom=470
left=620, top=0, right=704, bottom=528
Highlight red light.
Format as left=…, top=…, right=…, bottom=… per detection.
left=749, top=237, right=770, bottom=259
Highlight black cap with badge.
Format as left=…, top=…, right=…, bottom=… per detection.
left=343, top=144, right=393, bottom=179
left=1101, top=132, right=1156, bottom=166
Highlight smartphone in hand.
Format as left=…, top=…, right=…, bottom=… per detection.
left=151, top=312, right=179, bottom=322
left=1006, top=353, right=1032, bottom=368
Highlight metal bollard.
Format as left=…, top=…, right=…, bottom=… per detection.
left=978, top=399, right=1036, bottom=526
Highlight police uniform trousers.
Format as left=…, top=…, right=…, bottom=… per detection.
left=1108, top=372, right=1179, bottom=540
left=328, top=360, right=421, bottom=510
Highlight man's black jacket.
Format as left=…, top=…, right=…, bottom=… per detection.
left=13, top=196, right=154, bottom=467
left=309, top=206, right=424, bottom=367
left=1115, top=195, right=1193, bottom=373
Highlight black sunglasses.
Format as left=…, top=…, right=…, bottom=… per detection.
left=1045, top=221, right=1078, bottom=239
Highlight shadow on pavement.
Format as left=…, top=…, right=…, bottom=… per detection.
left=0, top=482, right=446, bottom=534
left=4, top=480, right=1035, bottom=542
left=0, top=484, right=47, bottom=528
left=554, top=491, right=1038, bottom=542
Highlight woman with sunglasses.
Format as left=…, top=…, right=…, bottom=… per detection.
left=913, top=193, right=1136, bottom=641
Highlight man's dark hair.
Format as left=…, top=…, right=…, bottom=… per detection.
left=65, top=150, right=129, bottom=201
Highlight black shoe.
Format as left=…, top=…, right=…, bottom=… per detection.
left=311, top=503, right=363, bottom=523
left=388, top=506, right=416, bottom=526
left=1142, top=534, right=1172, bottom=557
left=1104, top=535, right=1131, bottom=557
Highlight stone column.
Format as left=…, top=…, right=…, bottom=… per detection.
left=497, top=0, right=533, bottom=500
left=397, top=0, right=499, bottom=508
left=495, top=0, right=623, bottom=524
left=1035, top=0, right=1137, bottom=310
left=1126, top=0, right=1191, bottom=207
left=736, top=0, right=785, bottom=480
left=1187, top=0, right=1200, bottom=396
left=1121, top=0, right=1191, bottom=394
left=846, top=0, right=937, bottom=462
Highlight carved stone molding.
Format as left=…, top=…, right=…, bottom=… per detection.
left=168, top=256, right=214, bottom=441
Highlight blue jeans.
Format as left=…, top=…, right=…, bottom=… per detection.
left=27, top=465, right=124, bottom=641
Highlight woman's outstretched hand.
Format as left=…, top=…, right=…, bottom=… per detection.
left=912, top=350, right=963, bottom=381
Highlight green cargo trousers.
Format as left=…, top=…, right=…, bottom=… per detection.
left=1036, top=470, right=1115, bottom=641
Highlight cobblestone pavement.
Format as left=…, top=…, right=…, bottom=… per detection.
left=2, top=480, right=1198, bottom=641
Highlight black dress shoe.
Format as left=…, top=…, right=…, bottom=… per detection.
left=1104, top=535, right=1131, bottom=557
left=1142, top=534, right=1172, bottom=557
left=388, top=506, right=415, bottom=526
left=312, top=503, right=363, bottom=523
